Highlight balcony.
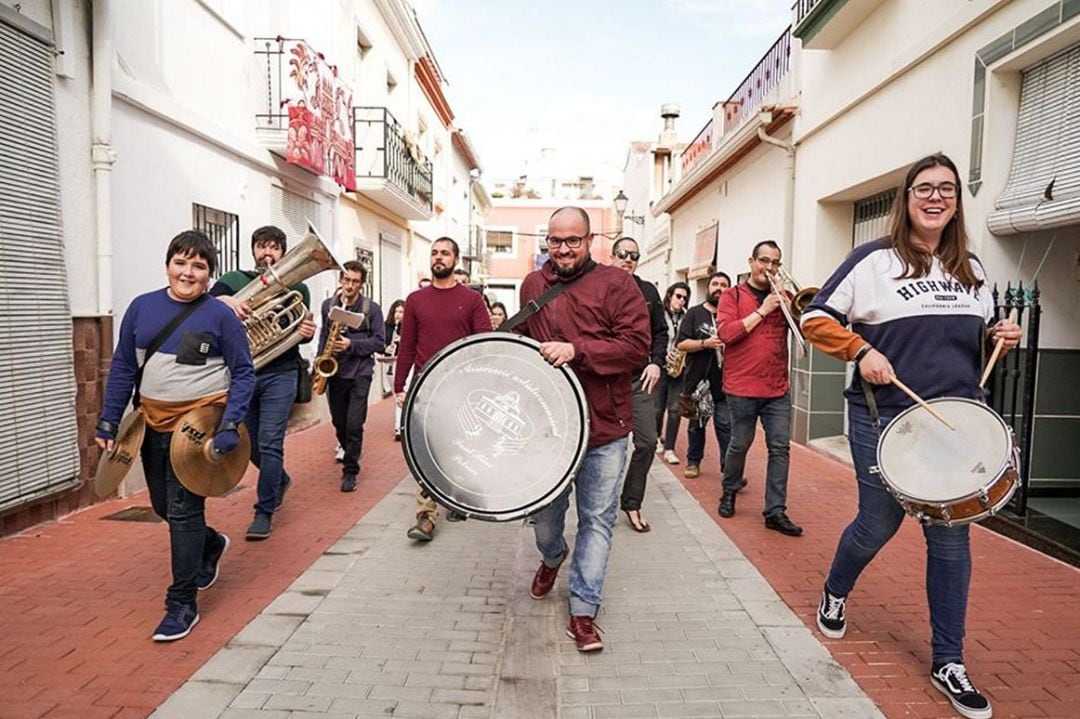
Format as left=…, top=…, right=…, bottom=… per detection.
left=793, top=0, right=886, bottom=50
left=681, top=120, right=714, bottom=177
left=352, top=107, right=434, bottom=221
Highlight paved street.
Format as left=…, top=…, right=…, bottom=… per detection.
left=2, top=398, right=1078, bottom=718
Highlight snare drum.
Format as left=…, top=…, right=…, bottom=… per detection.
left=875, top=397, right=1019, bottom=526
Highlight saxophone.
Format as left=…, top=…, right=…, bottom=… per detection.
left=312, top=304, right=345, bottom=396
left=665, top=348, right=686, bottom=378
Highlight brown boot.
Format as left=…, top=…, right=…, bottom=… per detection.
left=407, top=513, right=435, bottom=541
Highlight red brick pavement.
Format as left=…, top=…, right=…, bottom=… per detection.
left=674, top=431, right=1080, bottom=719
left=0, top=400, right=406, bottom=719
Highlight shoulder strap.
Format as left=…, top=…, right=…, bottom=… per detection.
left=134, top=294, right=210, bottom=407
left=499, top=263, right=597, bottom=333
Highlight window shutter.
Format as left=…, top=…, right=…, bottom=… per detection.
left=988, top=43, right=1080, bottom=235
left=270, top=185, right=319, bottom=244
left=0, top=19, right=80, bottom=508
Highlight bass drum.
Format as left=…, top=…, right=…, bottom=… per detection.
left=402, top=332, right=589, bottom=522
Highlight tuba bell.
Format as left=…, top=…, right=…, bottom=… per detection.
left=235, top=223, right=340, bottom=370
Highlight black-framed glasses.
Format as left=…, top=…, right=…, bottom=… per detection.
left=545, top=235, right=586, bottom=249
left=614, top=249, right=640, bottom=262
left=673, top=293, right=688, bottom=301
left=908, top=182, right=958, bottom=200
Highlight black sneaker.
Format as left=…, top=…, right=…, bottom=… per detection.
left=931, top=662, right=992, bottom=719
left=245, top=513, right=272, bottom=541
left=152, top=602, right=199, bottom=642
left=274, top=475, right=292, bottom=511
left=816, top=586, right=847, bottom=639
left=717, top=492, right=736, bottom=518
left=341, top=473, right=357, bottom=492
left=196, top=533, right=230, bottom=591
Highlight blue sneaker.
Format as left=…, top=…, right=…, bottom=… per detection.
left=274, top=475, right=292, bottom=511
left=152, top=602, right=199, bottom=642
left=197, top=533, right=230, bottom=591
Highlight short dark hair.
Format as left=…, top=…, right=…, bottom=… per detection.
left=710, top=271, right=731, bottom=286
left=750, top=240, right=781, bottom=260
left=167, top=230, right=217, bottom=276
left=341, top=260, right=367, bottom=283
left=433, top=236, right=460, bottom=260
left=611, top=236, right=638, bottom=254
left=252, top=225, right=287, bottom=253
left=550, top=206, right=591, bottom=235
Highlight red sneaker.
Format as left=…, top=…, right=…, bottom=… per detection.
left=529, top=557, right=564, bottom=600
left=566, top=616, right=603, bottom=652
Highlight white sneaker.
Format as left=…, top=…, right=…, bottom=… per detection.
left=334, top=445, right=344, bottom=462
left=663, top=450, right=680, bottom=465
left=655, top=439, right=664, bottom=454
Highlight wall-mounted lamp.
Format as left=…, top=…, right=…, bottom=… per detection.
left=613, top=190, right=645, bottom=226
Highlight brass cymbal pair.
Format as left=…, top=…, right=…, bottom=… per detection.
left=94, top=406, right=250, bottom=498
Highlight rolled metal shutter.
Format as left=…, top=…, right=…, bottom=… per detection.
left=988, top=43, right=1080, bottom=235
left=271, top=185, right=320, bottom=244
left=0, top=18, right=80, bottom=508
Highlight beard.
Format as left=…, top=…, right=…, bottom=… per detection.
left=255, top=255, right=275, bottom=269
left=552, top=255, right=589, bottom=278
left=707, top=291, right=721, bottom=306
left=431, top=264, right=453, bottom=279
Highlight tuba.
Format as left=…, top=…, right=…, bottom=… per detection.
left=235, top=224, right=340, bottom=370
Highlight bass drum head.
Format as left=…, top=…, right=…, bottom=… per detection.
left=403, top=332, right=589, bottom=522
left=877, top=398, right=1011, bottom=503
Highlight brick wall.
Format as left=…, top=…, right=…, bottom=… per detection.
left=0, top=317, right=112, bottom=537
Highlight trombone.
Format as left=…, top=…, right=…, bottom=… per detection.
left=765, top=267, right=818, bottom=355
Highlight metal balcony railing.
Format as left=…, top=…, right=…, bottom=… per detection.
left=353, top=107, right=433, bottom=211
left=681, top=119, right=714, bottom=177
left=253, top=36, right=305, bottom=131
left=793, top=0, right=823, bottom=25
left=723, top=27, right=792, bottom=133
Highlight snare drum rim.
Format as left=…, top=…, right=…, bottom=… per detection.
left=876, top=396, right=1014, bottom=506
left=401, top=332, right=590, bottom=522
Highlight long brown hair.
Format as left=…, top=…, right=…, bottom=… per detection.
left=886, top=153, right=982, bottom=289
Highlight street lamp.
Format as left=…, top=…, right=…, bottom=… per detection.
left=613, top=190, right=645, bottom=226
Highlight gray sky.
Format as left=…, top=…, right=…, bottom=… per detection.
left=412, top=0, right=792, bottom=185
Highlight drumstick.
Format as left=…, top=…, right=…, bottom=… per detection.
left=890, top=376, right=956, bottom=431
left=979, top=308, right=1018, bottom=389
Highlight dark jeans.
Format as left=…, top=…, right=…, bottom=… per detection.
left=247, top=369, right=297, bottom=517
left=687, top=386, right=730, bottom=469
left=655, top=373, right=684, bottom=450
left=721, top=392, right=792, bottom=517
left=141, top=427, right=221, bottom=607
left=826, top=404, right=971, bottom=664
left=620, top=377, right=658, bottom=512
left=327, top=374, right=373, bottom=475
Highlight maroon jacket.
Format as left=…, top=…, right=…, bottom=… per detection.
left=518, top=260, right=650, bottom=447
left=716, top=282, right=790, bottom=398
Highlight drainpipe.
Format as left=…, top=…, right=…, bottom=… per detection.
left=92, top=0, right=117, bottom=361
left=756, top=112, right=795, bottom=262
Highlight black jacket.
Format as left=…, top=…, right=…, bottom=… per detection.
left=633, top=275, right=668, bottom=373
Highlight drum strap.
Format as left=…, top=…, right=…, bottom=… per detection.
left=859, top=375, right=882, bottom=435
left=134, top=294, right=209, bottom=408
left=498, top=262, right=598, bottom=333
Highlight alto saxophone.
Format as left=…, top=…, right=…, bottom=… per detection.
left=312, top=312, right=345, bottom=396
left=665, top=348, right=686, bottom=378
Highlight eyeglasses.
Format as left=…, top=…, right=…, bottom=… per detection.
left=755, top=257, right=782, bottom=268
left=908, top=182, right=958, bottom=199
left=545, top=235, right=586, bottom=249
left=614, top=249, right=640, bottom=262
left=672, top=293, right=688, bottom=301
left=340, top=277, right=363, bottom=286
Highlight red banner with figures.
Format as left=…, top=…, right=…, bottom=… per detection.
left=281, top=39, right=355, bottom=190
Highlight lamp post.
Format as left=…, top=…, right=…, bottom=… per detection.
left=613, top=190, right=645, bottom=229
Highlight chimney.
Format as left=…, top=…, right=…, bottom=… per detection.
left=658, top=104, right=680, bottom=149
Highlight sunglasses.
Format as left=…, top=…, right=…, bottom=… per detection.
left=673, top=293, right=688, bottom=301
left=614, top=249, right=640, bottom=262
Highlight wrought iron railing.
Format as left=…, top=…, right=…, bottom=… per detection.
left=793, top=0, right=823, bottom=25
left=680, top=120, right=714, bottom=176
left=723, top=27, right=792, bottom=133
left=253, top=36, right=302, bottom=131
left=353, top=106, right=433, bottom=211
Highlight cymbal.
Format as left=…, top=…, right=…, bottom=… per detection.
left=94, top=410, right=147, bottom=498
left=169, top=406, right=251, bottom=497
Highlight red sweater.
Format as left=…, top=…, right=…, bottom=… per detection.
left=394, top=284, right=492, bottom=392
left=716, top=283, right=790, bottom=398
left=518, top=261, right=650, bottom=447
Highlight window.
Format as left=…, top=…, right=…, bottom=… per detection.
left=192, top=203, right=240, bottom=277
left=355, top=23, right=372, bottom=59
left=852, top=188, right=897, bottom=248
left=486, top=228, right=515, bottom=255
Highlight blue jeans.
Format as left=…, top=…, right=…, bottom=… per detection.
left=721, top=392, right=792, bottom=517
left=826, top=404, right=971, bottom=664
left=247, top=369, right=298, bottom=517
left=532, top=436, right=630, bottom=618
left=141, top=427, right=221, bottom=607
left=687, top=394, right=730, bottom=469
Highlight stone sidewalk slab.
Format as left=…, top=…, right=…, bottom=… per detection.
left=152, top=463, right=883, bottom=719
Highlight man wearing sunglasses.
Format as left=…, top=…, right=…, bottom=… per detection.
left=609, top=237, right=668, bottom=534
left=516, top=207, right=650, bottom=652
